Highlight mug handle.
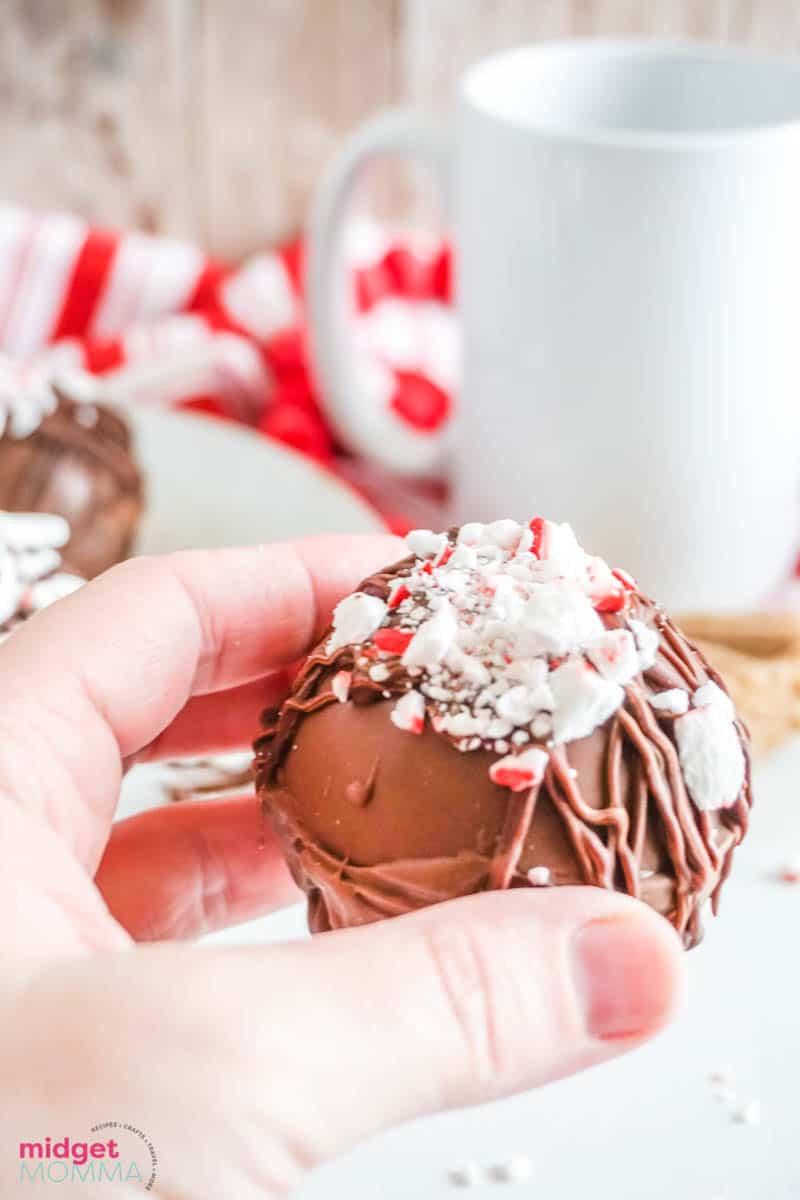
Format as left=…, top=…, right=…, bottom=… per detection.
left=306, top=110, right=450, bottom=474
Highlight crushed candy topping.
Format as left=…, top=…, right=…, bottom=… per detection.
left=326, top=518, right=743, bottom=805
left=390, top=689, right=425, bottom=734
left=0, top=510, right=83, bottom=634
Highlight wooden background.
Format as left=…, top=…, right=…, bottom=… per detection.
left=2, top=0, right=799, bottom=259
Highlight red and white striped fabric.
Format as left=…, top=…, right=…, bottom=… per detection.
left=0, top=206, right=456, bottom=520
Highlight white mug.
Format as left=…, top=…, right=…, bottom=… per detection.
left=308, top=39, right=800, bottom=611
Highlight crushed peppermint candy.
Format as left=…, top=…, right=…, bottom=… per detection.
left=328, top=592, right=387, bottom=651
left=325, top=519, right=744, bottom=805
left=0, top=510, right=83, bottom=634
left=390, top=689, right=426, bottom=734
left=489, top=747, right=548, bottom=792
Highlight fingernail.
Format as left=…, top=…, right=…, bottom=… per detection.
left=572, top=914, right=679, bottom=1041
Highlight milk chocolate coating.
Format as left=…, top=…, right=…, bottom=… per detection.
left=0, top=395, right=143, bottom=578
left=255, top=551, right=752, bottom=947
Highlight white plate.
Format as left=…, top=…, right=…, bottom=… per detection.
left=127, top=405, right=383, bottom=554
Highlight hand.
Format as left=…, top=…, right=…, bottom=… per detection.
left=0, top=538, right=682, bottom=1197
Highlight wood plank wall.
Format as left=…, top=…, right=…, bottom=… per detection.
left=0, top=0, right=797, bottom=258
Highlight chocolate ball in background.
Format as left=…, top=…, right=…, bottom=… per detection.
left=0, top=374, right=143, bottom=579
left=256, top=518, right=752, bottom=948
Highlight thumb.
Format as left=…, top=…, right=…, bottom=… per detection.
left=283, top=886, right=683, bottom=1145
left=1, top=888, right=682, bottom=1197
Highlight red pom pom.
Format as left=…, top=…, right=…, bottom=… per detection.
left=389, top=370, right=451, bottom=432
left=259, top=392, right=333, bottom=464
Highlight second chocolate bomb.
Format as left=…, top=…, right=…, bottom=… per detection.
left=0, top=368, right=143, bottom=579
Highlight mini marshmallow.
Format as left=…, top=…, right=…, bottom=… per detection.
left=549, top=660, right=624, bottom=744
left=675, top=704, right=746, bottom=811
left=405, top=529, right=448, bottom=559
left=650, top=688, right=689, bottom=716
left=484, top=519, right=521, bottom=549
left=327, top=593, right=388, bottom=651
left=694, top=680, right=736, bottom=723
left=390, top=689, right=426, bottom=734
left=456, top=522, right=485, bottom=546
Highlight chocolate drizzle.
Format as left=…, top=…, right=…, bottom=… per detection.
left=255, top=551, right=752, bottom=948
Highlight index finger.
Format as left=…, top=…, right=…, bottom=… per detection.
left=0, top=534, right=401, bottom=762
left=0, top=534, right=400, bottom=871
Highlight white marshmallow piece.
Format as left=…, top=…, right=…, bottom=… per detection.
left=650, top=688, right=689, bottom=716
left=390, top=689, right=426, bottom=734
left=585, top=629, right=639, bottom=685
left=483, top=519, right=521, bottom=549
left=456, top=522, right=485, bottom=546
left=489, top=747, right=549, bottom=792
left=549, top=659, right=624, bottom=744
left=694, top=680, right=736, bottom=723
left=675, top=705, right=745, bottom=811
left=327, top=592, right=387, bottom=651
left=405, top=528, right=447, bottom=559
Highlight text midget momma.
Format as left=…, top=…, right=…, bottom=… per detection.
left=18, top=1137, right=146, bottom=1185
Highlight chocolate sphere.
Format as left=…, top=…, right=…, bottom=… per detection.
left=256, top=519, right=752, bottom=947
left=0, top=381, right=143, bottom=579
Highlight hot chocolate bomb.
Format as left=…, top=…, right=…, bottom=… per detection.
left=0, top=362, right=142, bottom=579
left=256, top=519, right=752, bottom=947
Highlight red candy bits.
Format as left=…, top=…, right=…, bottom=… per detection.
left=373, top=627, right=414, bottom=654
